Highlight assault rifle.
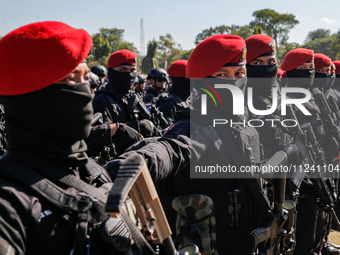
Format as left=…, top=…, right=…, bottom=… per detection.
left=105, top=154, right=198, bottom=255
left=300, top=122, right=340, bottom=230
left=131, top=95, right=169, bottom=136
left=285, top=103, right=340, bottom=228
left=252, top=151, right=296, bottom=255
left=312, top=87, right=340, bottom=145
left=284, top=105, right=311, bottom=189
left=90, top=112, right=117, bottom=166
left=328, top=95, right=340, bottom=126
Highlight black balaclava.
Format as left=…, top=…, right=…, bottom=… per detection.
left=107, top=68, right=137, bottom=93
left=313, top=72, right=332, bottom=91
left=1, top=82, right=93, bottom=168
left=170, top=77, right=191, bottom=100
left=334, top=74, right=340, bottom=87
left=246, top=63, right=278, bottom=97
left=192, top=76, right=247, bottom=120
left=286, top=68, right=315, bottom=89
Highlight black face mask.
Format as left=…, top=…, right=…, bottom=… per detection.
left=107, top=68, right=137, bottom=93
left=191, top=76, right=247, bottom=120
left=334, top=74, right=340, bottom=87
left=2, top=82, right=93, bottom=167
left=171, top=77, right=191, bottom=99
left=246, top=64, right=278, bottom=97
left=313, top=72, right=332, bottom=91
left=286, top=68, right=315, bottom=89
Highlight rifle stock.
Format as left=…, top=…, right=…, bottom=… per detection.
left=105, top=154, right=177, bottom=254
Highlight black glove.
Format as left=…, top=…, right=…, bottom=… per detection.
left=127, top=119, right=159, bottom=137
left=112, top=123, right=143, bottom=156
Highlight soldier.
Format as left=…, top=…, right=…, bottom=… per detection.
left=313, top=53, right=333, bottom=93
left=89, top=49, right=158, bottom=156
left=281, top=49, right=340, bottom=255
left=120, top=34, right=282, bottom=255
left=89, top=71, right=101, bottom=93
left=0, top=21, right=116, bottom=255
left=277, top=67, right=286, bottom=87
left=245, top=34, right=291, bottom=161
left=331, top=60, right=340, bottom=106
left=91, top=64, right=107, bottom=89
left=134, top=74, right=146, bottom=97
left=144, top=68, right=169, bottom=109
left=158, top=60, right=190, bottom=124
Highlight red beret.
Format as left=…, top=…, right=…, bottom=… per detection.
left=245, top=34, right=276, bottom=63
left=277, top=68, right=285, bottom=78
left=280, top=48, right=314, bottom=71
left=187, top=34, right=246, bottom=79
left=333, top=60, right=340, bottom=74
left=314, top=53, right=331, bottom=71
left=0, top=21, right=92, bottom=96
left=107, top=49, right=137, bottom=68
left=167, top=60, right=188, bottom=78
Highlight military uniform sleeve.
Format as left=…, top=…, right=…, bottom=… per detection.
left=158, top=101, right=176, bottom=123
left=118, top=120, right=190, bottom=185
left=92, top=94, right=115, bottom=124
left=86, top=124, right=113, bottom=150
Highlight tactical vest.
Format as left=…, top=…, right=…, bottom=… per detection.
left=0, top=152, right=124, bottom=255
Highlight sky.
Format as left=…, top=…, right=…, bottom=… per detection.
left=1, top=0, right=340, bottom=54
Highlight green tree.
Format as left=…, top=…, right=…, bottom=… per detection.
left=230, top=25, right=254, bottom=39
left=141, top=39, right=158, bottom=74
left=88, top=28, right=138, bottom=68
left=303, top=35, right=337, bottom=60
left=277, top=42, right=301, bottom=64
left=181, top=49, right=194, bottom=60
left=250, top=9, right=299, bottom=51
left=92, top=36, right=111, bottom=61
left=194, top=24, right=263, bottom=46
left=157, top=34, right=183, bottom=69
left=332, top=29, right=340, bottom=60
left=194, top=25, right=230, bottom=45
left=305, top=28, right=331, bottom=43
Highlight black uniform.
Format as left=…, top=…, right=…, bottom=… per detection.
left=0, top=83, right=114, bottom=255
left=158, top=77, right=191, bottom=124
left=119, top=78, right=274, bottom=255
left=287, top=84, right=338, bottom=255
left=144, top=87, right=168, bottom=109
left=89, top=69, right=156, bottom=156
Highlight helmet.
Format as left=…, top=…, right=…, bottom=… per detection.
left=89, top=72, right=101, bottom=89
left=91, top=65, right=107, bottom=78
left=147, top=68, right=169, bottom=84
left=137, top=75, right=146, bottom=84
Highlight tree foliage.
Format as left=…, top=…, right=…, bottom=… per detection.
left=194, top=25, right=230, bottom=45
left=181, top=49, right=194, bottom=60
left=332, top=29, right=340, bottom=60
left=277, top=42, right=301, bottom=64
left=194, top=24, right=261, bottom=45
left=157, top=34, right=183, bottom=69
left=303, top=34, right=337, bottom=60
left=250, top=9, right=299, bottom=50
left=304, top=28, right=331, bottom=43
left=87, top=28, right=138, bottom=68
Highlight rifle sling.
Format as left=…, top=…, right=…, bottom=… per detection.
left=120, top=210, right=157, bottom=255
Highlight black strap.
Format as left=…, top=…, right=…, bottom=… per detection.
left=185, top=206, right=203, bottom=251
left=120, top=211, right=156, bottom=255
left=2, top=152, right=107, bottom=204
